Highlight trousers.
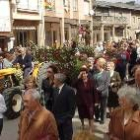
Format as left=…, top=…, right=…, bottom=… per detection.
left=95, top=96, right=108, bottom=122
left=0, top=118, right=3, bottom=135
left=57, top=119, right=73, bottom=140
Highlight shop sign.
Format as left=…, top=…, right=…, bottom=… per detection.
left=44, top=0, right=55, bottom=10
left=0, top=0, right=11, bottom=32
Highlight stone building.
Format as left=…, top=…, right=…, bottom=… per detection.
left=0, top=0, right=93, bottom=50
left=93, top=1, right=140, bottom=43
left=44, top=0, right=92, bottom=47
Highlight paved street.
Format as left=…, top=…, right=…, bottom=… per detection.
left=1, top=112, right=109, bottom=140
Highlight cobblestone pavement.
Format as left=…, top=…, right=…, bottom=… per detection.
left=1, top=112, right=109, bottom=140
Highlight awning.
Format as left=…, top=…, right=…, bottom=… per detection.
left=0, top=32, right=11, bottom=37
left=135, top=30, right=140, bottom=34
left=13, top=26, right=36, bottom=30
left=13, top=20, right=39, bottom=26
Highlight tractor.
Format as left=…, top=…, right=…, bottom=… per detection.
left=0, top=61, right=52, bottom=119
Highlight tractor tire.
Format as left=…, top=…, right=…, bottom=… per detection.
left=3, top=88, right=22, bottom=119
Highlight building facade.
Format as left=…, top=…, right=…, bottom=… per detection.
left=93, top=1, right=140, bottom=43
left=0, top=0, right=12, bottom=51
left=0, top=0, right=92, bottom=50
left=44, top=0, right=92, bottom=47
left=11, top=0, right=42, bottom=47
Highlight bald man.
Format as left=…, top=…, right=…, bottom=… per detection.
left=13, top=47, right=33, bottom=78
left=18, top=89, right=58, bottom=140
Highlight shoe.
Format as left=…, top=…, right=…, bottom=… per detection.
left=95, top=119, right=99, bottom=122
left=106, top=113, right=110, bottom=118
left=100, top=121, right=104, bottom=124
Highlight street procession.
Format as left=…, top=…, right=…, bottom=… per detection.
left=1, top=0, right=140, bottom=140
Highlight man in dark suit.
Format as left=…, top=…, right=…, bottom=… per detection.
left=13, top=47, right=33, bottom=78
left=52, top=73, right=76, bottom=140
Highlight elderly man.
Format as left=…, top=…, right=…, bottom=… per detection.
left=52, top=73, right=76, bottom=140
left=18, top=89, right=58, bottom=140
left=13, top=47, right=33, bottom=78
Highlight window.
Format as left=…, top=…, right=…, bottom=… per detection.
left=84, top=1, right=90, bottom=15
left=17, top=0, right=39, bottom=11
left=73, top=0, right=78, bottom=11
left=102, top=9, right=109, bottom=16
left=29, top=0, right=39, bottom=11
left=16, top=31, right=28, bottom=47
left=63, top=0, right=68, bottom=7
left=0, top=0, right=11, bottom=32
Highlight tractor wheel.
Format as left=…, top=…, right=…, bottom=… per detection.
left=3, top=88, right=22, bottom=119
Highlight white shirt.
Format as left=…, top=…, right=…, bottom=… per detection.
left=58, top=84, right=64, bottom=94
left=110, top=70, right=114, bottom=77
left=22, top=54, right=26, bottom=60
left=137, top=47, right=140, bottom=58
left=3, top=58, right=13, bottom=68
left=94, top=45, right=104, bottom=54
left=0, top=94, right=7, bottom=118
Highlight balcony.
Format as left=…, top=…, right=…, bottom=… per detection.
left=93, top=16, right=128, bottom=25
left=44, top=0, right=55, bottom=11
left=17, top=0, right=39, bottom=13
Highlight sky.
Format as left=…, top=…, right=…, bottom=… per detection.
left=97, top=0, right=140, bottom=3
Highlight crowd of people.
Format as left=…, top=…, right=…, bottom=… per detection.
left=0, top=46, right=33, bottom=78
left=1, top=38, right=140, bottom=140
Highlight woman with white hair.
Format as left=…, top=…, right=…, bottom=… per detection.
left=108, top=86, right=140, bottom=140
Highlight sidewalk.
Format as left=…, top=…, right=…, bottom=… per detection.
left=73, top=112, right=109, bottom=140
left=1, top=111, right=110, bottom=140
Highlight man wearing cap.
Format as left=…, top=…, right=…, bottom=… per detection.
left=52, top=73, right=76, bottom=140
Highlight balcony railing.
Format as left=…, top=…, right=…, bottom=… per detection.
left=93, top=16, right=128, bottom=24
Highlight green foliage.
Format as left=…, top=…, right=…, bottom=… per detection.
left=78, top=45, right=94, bottom=57
left=29, top=41, right=95, bottom=83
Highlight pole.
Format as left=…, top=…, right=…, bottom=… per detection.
left=90, top=0, right=93, bottom=47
